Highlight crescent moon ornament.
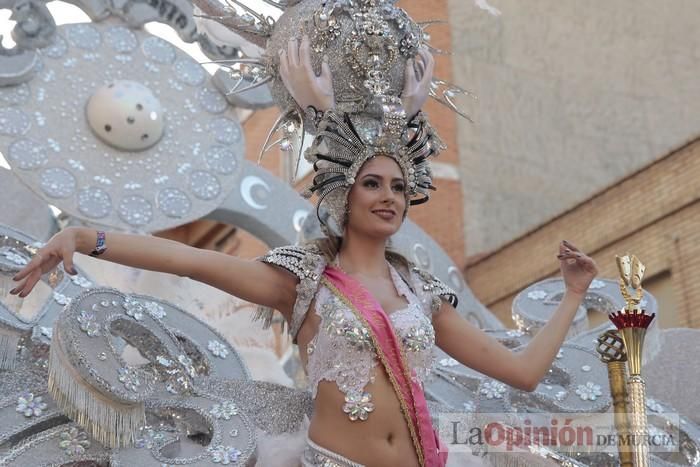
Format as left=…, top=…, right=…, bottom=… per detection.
left=292, top=209, right=308, bottom=232
left=240, top=175, right=271, bottom=210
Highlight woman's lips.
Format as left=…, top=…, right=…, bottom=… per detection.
left=372, top=209, right=396, bottom=220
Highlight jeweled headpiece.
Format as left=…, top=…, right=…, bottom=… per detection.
left=195, top=0, right=477, bottom=233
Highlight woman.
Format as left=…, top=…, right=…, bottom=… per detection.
left=11, top=38, right=598, bottom=467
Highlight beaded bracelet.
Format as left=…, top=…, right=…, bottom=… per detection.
left=89, top=231, right=107, bottom=257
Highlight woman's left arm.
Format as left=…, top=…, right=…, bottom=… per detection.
left=432, top=240, right=598, bottom=392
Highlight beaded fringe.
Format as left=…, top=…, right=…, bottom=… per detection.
left=0, top=331, right=20, bottom=370
left=48, top=333, right=145, bottom=448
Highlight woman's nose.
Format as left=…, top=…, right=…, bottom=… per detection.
left=381, top=184, right=396, bottom=202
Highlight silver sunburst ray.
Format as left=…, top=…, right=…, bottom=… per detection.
left=259, top=108, right=306, bottom=183
left=205, top=58, right=272, bottom=96
left=429, top=78, right=477, bottom=122
left=192, top=0, right=274, bottom=48
left=417, top=20, right=450, bottom=56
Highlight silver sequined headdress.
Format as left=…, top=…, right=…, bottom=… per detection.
left=301, top=107, right=443, bottom=233
left=194, top=0, right=473, bottom=233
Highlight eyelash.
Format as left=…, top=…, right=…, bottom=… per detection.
left=363, top=180, right=405, bottom=192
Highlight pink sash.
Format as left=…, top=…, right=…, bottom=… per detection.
left=322, top=265, right=447, bottom=467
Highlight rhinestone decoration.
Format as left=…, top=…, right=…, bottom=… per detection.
left=0, top=108, right=31, bottom=136
left=402, top=324, right=434, bottom=352
left=156, top=188, right=191, bottom=218
left=77, top=310, right=101, bottom=337
left=41, top=35, right=68, bottom=58
left=589, top=279, right=606, bottom=290
left=141, top=37, right=176, bottom=64
left=439, top=357, right=459, bottom=367
left=77, top=186, right=112, bottom=218
left=575, top=382, right=602, bottom=401
left=40, top=326, right=53, bottom=339
left=16, top=392, right=48, bottom=417
left=207, top=117, right=243, bottom=144
left=189, top=171, right=221, bottom=200
left=343, top=392, right=374, bottom=421
left=581, top=365, right=591, bottom=372
left=1, top=248, right=28, bottom=265
left=143, top=300, right=166, bottom=319
left=646, top=398, right=664, bottom=413
left=463, top=401, right=475, bottom=412
left=527, top=290, right=547, bottom=300
left=117, top=195, right=153, bottom=226
left=0, top=82, right=30, bottom=106
left=104, top=26, right=138, bottom=53
left=178, top=354, right=197, bottom=378
left=197, top=86, right=228, bottom=114
left=210, top=401, right=239, bottom=420
left=52, top=292, right=71, bottom=305
left=118, top=367, right=141, bottom=392
left=174, top=58, right=206, bottom=86
left=98, top=352, right=107, bottom=361
left=123, top=297, right=145, bottom=321
left=135, top=426, right=165, bottom=449
left=40, top=167, right=77, bottom=198
left=208, top=340, right=229, bottom=359
left=322, top=306, right=373, bottom=351
left=58, top=427, right=91, bottom=456
left=205, top=146, right=238, bottom=175
left=8, top=139, right=48, bottom=169
left=208, top=445, right=242, bottom=464
left=65, top=24, right=101, bottom=50
left=70, top=275, right=92, bottom=288
left=480, top=380, right=507, bottom=400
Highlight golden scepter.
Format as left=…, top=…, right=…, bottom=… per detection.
left=596, top=329, right=633, bottom=467
left=609, top=254, right=655, bottom=467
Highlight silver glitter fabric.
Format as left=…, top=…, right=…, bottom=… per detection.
left=0, top=20, right=245, bottom=233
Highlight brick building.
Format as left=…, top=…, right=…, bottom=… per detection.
left=464, top=138, right=700, bottom=329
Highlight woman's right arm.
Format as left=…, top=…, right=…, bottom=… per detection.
left=10, top=227, right=298, bottom=317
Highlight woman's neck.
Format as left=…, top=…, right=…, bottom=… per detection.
left=337, top=233, right=389, bottom=278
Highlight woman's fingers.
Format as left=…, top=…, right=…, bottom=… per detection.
left=404, top=58, right=418, bottom=89
left=562, top=239, right=580, bottom=252
left=279, top=51, right=291, bottom=84
left=18, top=269, right=42, bottom=297
left=287, top=38, right=299, bottom=69
left=320, top=58, right=332, bottom=81
left=62, top=248, right=76, bottom=275
left=12, top=252, right=44, bottom=282
left=299, top=35, right=313, bottom=76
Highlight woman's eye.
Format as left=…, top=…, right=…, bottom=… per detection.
left=393, top=184, right=405, bottom=192
left=364, top=180, right=379, bottom=188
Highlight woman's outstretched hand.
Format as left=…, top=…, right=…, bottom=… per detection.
left=279, top=34, right=335, bottom=112
left=557, top=240, right=598, bottom=296
left=10, top=228, right=79, bottom=298
left=401, top=46, right=435, bottom=119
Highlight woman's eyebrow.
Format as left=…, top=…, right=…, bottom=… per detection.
left=361, top=174, right=404, bottom=182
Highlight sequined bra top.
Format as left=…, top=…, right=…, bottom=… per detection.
left=257, top=245, right=459, bottom=422
left=306, top=265, right=435, bottom=409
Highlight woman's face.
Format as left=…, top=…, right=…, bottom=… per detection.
left=346, top=155, right=406, bottom=239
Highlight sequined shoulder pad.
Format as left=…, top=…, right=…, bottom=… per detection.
left=255, top=245, right=327, bottom=339
left=409, top=266, right=459, bottom=314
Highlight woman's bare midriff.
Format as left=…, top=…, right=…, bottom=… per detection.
left=296, top=311, right=421, bottom=467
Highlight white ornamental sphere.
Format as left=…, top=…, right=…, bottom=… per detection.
left=86, top=80, right=164, bottom=151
